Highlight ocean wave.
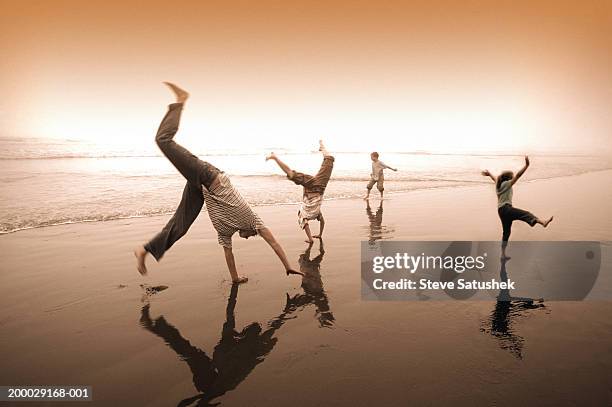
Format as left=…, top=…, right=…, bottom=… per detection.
left=0, top=175, right=551, bottom=235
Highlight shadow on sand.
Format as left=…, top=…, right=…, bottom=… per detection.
left=139, top=243, right=335, bottom=405
left=480, top=256, right=547, bottom=359
left=285, top=240, right=335, bottom=328
left=140, top=283, right=299, bottom=406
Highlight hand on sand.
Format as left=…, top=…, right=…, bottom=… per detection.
left=232, top=276, right=249, bottom=284
left=163, top=82, right=189, bottom=104
left=134, top=246, right=148, bottom=276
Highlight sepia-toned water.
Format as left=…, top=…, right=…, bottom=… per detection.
left=1, top=136, right=611, bottom=234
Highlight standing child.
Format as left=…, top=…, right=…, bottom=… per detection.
left=266, top=141, right=334, bottom=243
left=364, top=152, right=397, bottom=200
left=481, top=155, right=554, bottom=259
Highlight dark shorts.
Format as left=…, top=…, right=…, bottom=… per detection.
left=497, top=204, right=537, bottom=246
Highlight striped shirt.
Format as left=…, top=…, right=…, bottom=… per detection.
left=298, top=193, right=323, bottom=229
left=203, top=173, right=264, bottom=248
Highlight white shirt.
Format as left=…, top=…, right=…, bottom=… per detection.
left=371, top=160, right=390, bottom=181
left=298, top=193, right=323, bottom=229
left=497, top=180, right=513, bottom=208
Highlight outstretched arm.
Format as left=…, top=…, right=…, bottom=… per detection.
left=481, top=170, right=496, bottom=183
left=381, top=161, right=398, bottom=171
left=258, top=227, right=301, bottom=275
left=510, top=155, right=530, bottom=186
left=223, top=246, right=247, bottom=283
left=314, top=213, right=325, bottom=238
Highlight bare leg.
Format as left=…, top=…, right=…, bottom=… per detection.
left=304, top=223, right=314, bottom=243
left=364, top=179, right=375, bottom=200
left=266, top=152, right=294, bottom=177
left=501, top=243, right=510, bottom=260
left=258, top=227, right=303, bottom=276
left=313, top=213, right=325, bottom=238
left=223, top=247, right=248, bottom=284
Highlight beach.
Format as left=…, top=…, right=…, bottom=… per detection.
left=1, top=169, right=611, bottom=406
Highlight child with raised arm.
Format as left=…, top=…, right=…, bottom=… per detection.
left=266, top=142, right=334, bottom=243
left=481, top=155, right=554, bottom=259
left=364, top=152, right=397, bottom=200
left=134, top=82, right=302, bottom=283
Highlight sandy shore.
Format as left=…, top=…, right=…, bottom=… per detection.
left=1, top=169, right=611, bottom=406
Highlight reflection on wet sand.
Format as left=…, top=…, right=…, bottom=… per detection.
left=285, top=240, right=335, bottom=328
left=480, top=257, right=546, bottom=359
left=365, top=200, right=394, bottom=243
left=140, top=284, right=299, bottom=406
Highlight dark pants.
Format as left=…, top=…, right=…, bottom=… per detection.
left=289, top=156, right=335, bottom=195
left=497, top=204, right=537, bottom=248
left=144, top=103, right=221, bottom=261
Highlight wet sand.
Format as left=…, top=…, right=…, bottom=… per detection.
left=1, top=170, right=611, bottom=406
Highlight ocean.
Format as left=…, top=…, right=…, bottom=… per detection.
left=1, top=136, right=610, bottom=234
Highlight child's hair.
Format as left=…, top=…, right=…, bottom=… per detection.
left=371, top=152, right=379, bottom=159
left=496, top=171, right=514, bottom=191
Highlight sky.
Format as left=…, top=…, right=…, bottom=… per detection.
left=1, top=0, right=611, bottom=154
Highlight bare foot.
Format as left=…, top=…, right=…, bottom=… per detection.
left=305, top=239, right=314, bottom=243
left=286, top=269, right=305, bottom=277
left=313, top=235, right=322, bottom=239
left=232, top=276, right=249, bottom=284
left=163, top=82, right=189, bottom=103
left=265, top=152, right=276, bottom=161
left=363, top=196, right=370, bottom=200
left=134, top=246, right=148, bottom=276
left=319, top=140, right=329, bottom=155
left=542, top=216, right=554, bottom=227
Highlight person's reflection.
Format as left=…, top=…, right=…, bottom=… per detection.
left=285, top=240, right=335, bottom=328
left=366, top=200, right=383, bottom=243
left=480, top=256, right=545, bottom=359
left=365, top=200, right=394, bottom=243
left=140, top=284, right=298, bottom=406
